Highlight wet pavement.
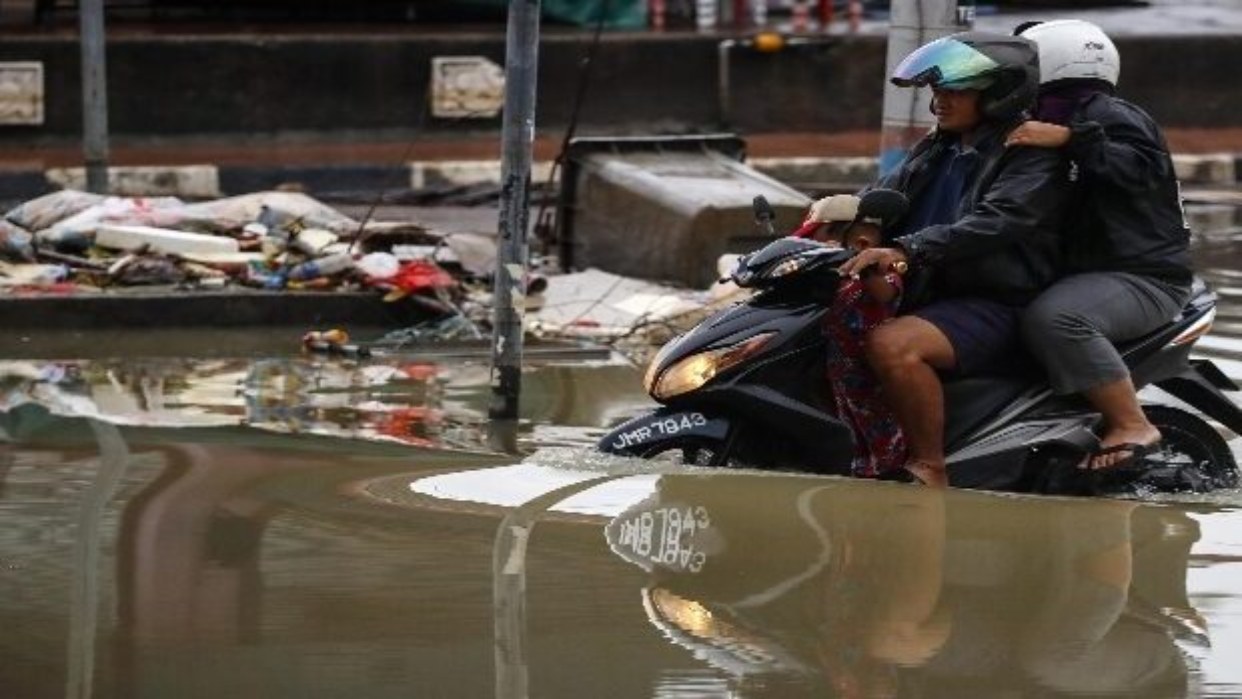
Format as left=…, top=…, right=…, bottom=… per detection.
left=3, top=197, right=1242, bottom=697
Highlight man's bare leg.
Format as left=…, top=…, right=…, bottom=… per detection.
left=865, top=317, right=958, bottom=487
left=1083, top=377, right=1161, bottom=469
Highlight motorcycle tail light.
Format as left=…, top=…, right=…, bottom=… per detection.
left=1171, top=308, right=1215, bottom=346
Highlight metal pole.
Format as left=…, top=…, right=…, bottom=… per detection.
left=79, top=0, right=110, bottom=194
left=490, top=0, right=542, bottom=421
left=878, top=0, right=974, bottom=175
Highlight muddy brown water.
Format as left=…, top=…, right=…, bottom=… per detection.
left=4, top=204, right=1242, bottom=698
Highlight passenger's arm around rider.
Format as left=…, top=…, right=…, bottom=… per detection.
left=1012, top=19, right=1194, bottom=470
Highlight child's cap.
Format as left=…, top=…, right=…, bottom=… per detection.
left=807, top=194, right=860, bottom=224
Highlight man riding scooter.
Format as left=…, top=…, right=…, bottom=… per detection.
left=840, top=31, right=1072, bottom=487
left=601, top=34, right=1241, bottom=496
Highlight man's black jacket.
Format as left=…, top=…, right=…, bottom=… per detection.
left=1061, top=92, right=1192, bottom=286
left=877, top=121, right=1073, bottom=305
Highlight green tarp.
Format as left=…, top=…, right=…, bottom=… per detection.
left=470, top=0, right=646, bottom=29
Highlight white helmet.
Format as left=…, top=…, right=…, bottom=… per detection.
left=1019, top=19, right=1120, bottom=87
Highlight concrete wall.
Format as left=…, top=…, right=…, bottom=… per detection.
left=0, top=32, right=1238, bottom=144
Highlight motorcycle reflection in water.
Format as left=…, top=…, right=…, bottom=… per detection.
left=606, top=476, right=1205, bottom=697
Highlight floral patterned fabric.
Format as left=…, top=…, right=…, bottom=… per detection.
left=824, top=273, right=908, bottom=477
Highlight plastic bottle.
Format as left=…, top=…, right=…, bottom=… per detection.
left=260, top=217, right=296, bottom=258
left=355, top=252, right=400, bottom=280
left=290, top=228, right=338, bottom=257
left=257, top=205, right=294, bottom=231
left=286, top=253, right=354, bottom=281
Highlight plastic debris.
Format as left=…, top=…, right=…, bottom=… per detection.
left=356, top=252, right=401, bottom=280
left=286, top=252, right=354, bottom=281
left=109, top=254, right=187, bottom=286
left=372, top=315, right=485, bottom=347
left=0, top=262, right=70, bottom=287
left=0, top=220, right=35, bottom=262
left=290, top=228, right=339, bottom=256
left=302, top=328, right=373, bottom=357
left=96, top=224, right=242, bottom=255
left=4, top=190, right=106, bottom=231
left=379, top=260, right=458, bottom=298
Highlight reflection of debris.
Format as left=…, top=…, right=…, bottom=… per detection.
left=372, top=315, right=486, bottom=347
left=0, top=355, right=474, bottom=448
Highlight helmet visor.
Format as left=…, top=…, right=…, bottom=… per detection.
left=891, top=37, right=1000, bottom=90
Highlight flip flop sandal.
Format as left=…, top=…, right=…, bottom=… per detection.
left=1081, top=440, right=1164, bottom=471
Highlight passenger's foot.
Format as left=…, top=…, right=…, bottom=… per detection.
left=1086, top=426, right=1163, bottom=470
left=905, top=459, right=948, bottom=488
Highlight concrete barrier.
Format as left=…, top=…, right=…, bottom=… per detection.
left=5, top=152, right=1239, bottom=203
left=2, top=33, right=1240, bottom=145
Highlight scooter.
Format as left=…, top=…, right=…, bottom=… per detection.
left=597, top=191, right=1242, bottom=495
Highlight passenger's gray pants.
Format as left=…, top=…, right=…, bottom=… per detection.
left=1021, top=272, right=1192, bottom=395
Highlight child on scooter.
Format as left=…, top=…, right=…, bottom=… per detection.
left=804, top=195, right=907, bottom=477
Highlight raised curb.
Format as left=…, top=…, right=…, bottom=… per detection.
left=1172, top=153, right=1237, bottom=188
left=2, top=153, right=1240, bottom=201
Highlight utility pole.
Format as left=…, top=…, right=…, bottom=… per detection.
left=878, top=0, right=975, bottom=175
left=79, top=0, right=110, bottom=194
left=490, top=0, right=542, bottom=422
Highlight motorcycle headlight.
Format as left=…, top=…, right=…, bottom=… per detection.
left=649, top=332, right=776, bottom=400
left=643, top=338, right=681, bottom=394
left=768, top=257, right=807, bottom=279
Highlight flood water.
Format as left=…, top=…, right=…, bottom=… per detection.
left=4, top=200, right=1242, bottom=698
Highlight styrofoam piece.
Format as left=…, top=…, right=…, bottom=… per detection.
left=178, top=252, right=266, bottom=266
left=95, top=224, right=239, bottom=255
left=291, top=227, right=339, bottom=255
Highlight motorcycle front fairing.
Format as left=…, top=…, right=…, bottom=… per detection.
left=631, top=291, right=857, bottom=471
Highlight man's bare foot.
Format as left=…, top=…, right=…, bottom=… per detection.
left=1089, top=425, right=1163, bottom=470
left=905, top=459, right=948, bottom=488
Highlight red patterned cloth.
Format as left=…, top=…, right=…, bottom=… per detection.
left=824, top=273, right=908, bottom=477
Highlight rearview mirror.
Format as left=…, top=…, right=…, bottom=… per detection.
left=752, top=195, right=775, bottom=224
left=752, top=195, right=777, bottom=237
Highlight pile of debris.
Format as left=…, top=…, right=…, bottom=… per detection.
left=0, top=190, right=473, bottom=309
left=525, top=259, right=749, bottom=363
left=0, top=189, right=751, bottom=357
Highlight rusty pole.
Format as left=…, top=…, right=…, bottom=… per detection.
left=79, top=0, right=109, bottom=193
left=490, top=0, right=542, bottom=421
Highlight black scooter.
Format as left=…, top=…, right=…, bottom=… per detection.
left=598, top=191, right=1242, bottom=495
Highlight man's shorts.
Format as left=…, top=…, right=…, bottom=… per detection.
left=911, top=297, right=1024, bottom=376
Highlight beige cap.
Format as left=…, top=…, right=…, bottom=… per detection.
left=807, top=194, right=860, bottom=223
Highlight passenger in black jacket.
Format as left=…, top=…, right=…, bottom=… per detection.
left=1010, top=20, right=1193, bottom=470
left=839, top=32, right=1073, bottom=487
